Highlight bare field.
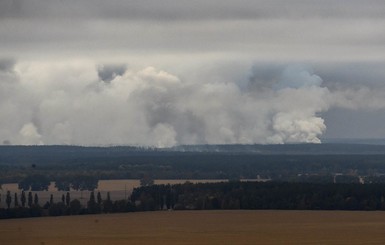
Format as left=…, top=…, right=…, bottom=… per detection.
left=1, top=210, right=385, bottom=245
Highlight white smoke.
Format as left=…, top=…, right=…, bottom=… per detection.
left=266, top=65, right=330, bottom=143
left=18, top=123, right=43, bottom=145
left=1, top=60, right=381, bottom=146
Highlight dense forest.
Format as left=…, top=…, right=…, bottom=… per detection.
left=131, top=181, right=385, bottom=211
left=2, top=144, right=385, bottom=187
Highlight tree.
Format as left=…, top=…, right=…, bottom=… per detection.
left=18, top=174, right=50, bottom=191
left=50, top=194, right=54, bottom=206
left=55, top=178, right=71, bottom=191
left=14, top=193, right=19, bottom=207
left=34, top=193, right=39, bottom=206
left=6, top=191, right=11, bottom=209
left=70, top=175, right=98, bottom=191
left=89, top=191, right=95, bottom=204
left=97, top=192, right=102, bottom=205
left=43, top=201, right=50, bottom=209
left=28, top=192, right=33, bottom=208
left=48, top=202, right=67, bottom=216
left=103, top=192, right=113, bottom=213
left=21, top=191, right=26, bottom=207
left=66, top=192, right=70, bottom=207
left=87, top=191, right=99, bottom=214
left=69, top=199, right=82, bottom=215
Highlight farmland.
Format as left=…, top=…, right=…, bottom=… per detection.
left=1, top=210, right=385, bottom=244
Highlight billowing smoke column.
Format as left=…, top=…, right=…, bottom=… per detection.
left=267, top=65, right=330, bottom=143
left=0, top=61, right=336, bottom=146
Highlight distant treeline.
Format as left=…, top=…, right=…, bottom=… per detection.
left=3, top=151, right=385, bottom=184
left=2, top=144, right=385, bottom=166
left=3, top=181, right=385, bottom=219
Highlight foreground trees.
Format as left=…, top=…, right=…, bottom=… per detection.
left=0, top=190, right=134, bottom=219
left=131, top=181, right=385, bottom=211
left=4, top=181, right=385, bottom=219
left=21, top=191, right=26, bottom=207
left=6, top=191, right=11, bottom=209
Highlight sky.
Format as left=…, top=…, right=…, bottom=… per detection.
left=0, top=0, right=385, bottom=146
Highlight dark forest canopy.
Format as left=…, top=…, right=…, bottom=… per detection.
left=2, top=144, right=385, bottom=185
left=2, top=143, right=385, bottom=165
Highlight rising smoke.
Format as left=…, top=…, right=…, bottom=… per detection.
left=0, top=60, right=382, bottom=147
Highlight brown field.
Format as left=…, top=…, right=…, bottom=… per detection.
left=1, top=210, right=385, bottom=245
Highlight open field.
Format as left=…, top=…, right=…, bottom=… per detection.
left=1, top=210, right=385, bottom=245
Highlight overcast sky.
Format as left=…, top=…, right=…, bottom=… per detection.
left=1, top=0, right=385, bottom=146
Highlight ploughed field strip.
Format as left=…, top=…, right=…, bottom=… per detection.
left=1, top=210, right=385, bottom=245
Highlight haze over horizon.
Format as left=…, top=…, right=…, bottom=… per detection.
left=1, top=0, right=385, bottom=147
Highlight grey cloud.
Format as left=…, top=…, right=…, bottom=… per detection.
left=0, top=58, right=18, bottom=88
left=97, top=64, right=127, bottom=82
left=248, top=61, right=385, bottom=91
left=248, top=63, right=323, bottom=91
left=314, top=62, right=385, bottom=89
left=248, top=63, right=284, bottom=90
left=0, top=1, right=384, bottom=63
left=1, top=0, right=384, bottom=21
left=0, top=58, right=16, bottom=73
left=322, top=108, right=385, bottom=139
left=0, top=0, right=23, bottom=18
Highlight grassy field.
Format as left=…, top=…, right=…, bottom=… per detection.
left=1, top=210, right=385, bottom=244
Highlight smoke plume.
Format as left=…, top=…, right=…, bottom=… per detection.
left=0, top=60, right=383, bottom=146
